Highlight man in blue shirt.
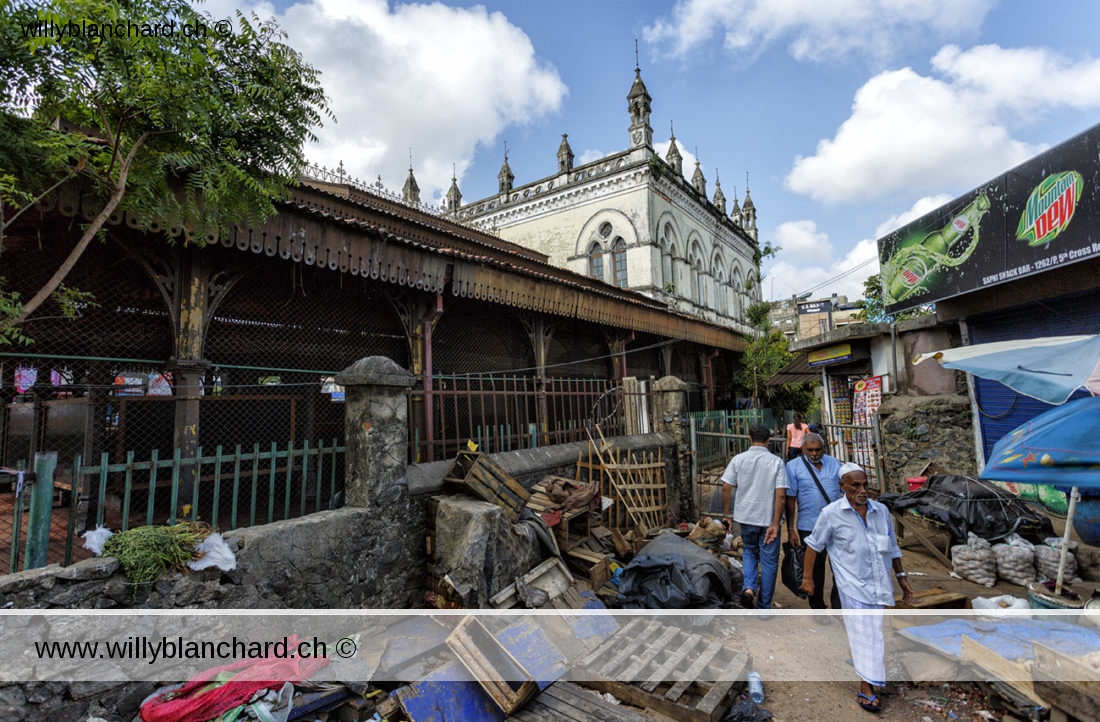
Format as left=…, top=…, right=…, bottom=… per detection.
left=784, top=433, right=842, bottom=618
left=802, top=463, right=914, bottom=714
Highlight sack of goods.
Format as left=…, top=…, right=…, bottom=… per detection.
left=1035, top=537, right=1080, bottom=582
left=992, top=533, right=1036, bottom=586
left=951, top=532, right=997, bottom=587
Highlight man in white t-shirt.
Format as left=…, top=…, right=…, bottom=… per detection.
left=721, top=425, right=788, bottom=610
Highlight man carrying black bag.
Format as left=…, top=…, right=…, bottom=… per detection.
left=784, top=433, right=842, bottom=622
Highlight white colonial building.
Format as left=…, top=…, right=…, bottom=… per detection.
left=442, top=67, right=762, bottom=336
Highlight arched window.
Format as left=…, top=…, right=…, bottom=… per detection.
left=612, top=238, right=628, bottom=288
left=588, top=243, right=604, bottom=281
left=713, top=271, right=726, bottom=315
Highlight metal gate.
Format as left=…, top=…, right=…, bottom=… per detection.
left=689, top=414, right=885, bottom=515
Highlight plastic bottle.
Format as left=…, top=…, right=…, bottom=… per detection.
left=746, top=670, right=764, bottom=704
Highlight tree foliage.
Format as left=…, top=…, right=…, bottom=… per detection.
left=735, top=300, right=815, bottom=414
left=0, top=0, right=331, bottom=340
left=854, top=274, right=932, bottom=323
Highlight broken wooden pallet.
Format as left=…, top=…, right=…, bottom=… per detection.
left=573, top=617, right=749, bottom=722
left=506, top=681, right=653, bottom=721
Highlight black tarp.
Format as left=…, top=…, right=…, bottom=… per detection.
left=880, top=474, right=1054, bottom=543
left=616, top=532, right=736, bottom=609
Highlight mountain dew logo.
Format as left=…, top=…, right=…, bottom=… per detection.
left=1016, top=170, right=1083, bottom=246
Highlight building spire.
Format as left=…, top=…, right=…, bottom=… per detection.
left=691, top=149, right=706, bottom=196
left=713, top=170, right=726, bottom=214
left=665, top=121, right=683, bottom=176
left=557, top=133, right=574, bottom=173
left=401, top=149, right=420, bottom=205
left=498, top=143, right=514, bottom=194
left=445, top=162, right=462, bottom=213
left=627, top=45, right=653, bottom=150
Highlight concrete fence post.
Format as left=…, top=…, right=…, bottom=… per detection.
left=336, top=357, right=418, bottom=606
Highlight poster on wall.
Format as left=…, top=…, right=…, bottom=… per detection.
left=853, top=376, right=883, bottom=426
left=879, top=122, right=1100, bottom=313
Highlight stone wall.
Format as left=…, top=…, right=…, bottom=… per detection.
left=877, top=393, right=977, bottom=491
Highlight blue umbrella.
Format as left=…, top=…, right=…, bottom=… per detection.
left=916, top=335, right=1100, bottom=405
left=980, top=396, right=1100, bottom=593
left=979, top=396, right=1100, bottom=490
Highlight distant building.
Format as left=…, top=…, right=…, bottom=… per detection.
left=768, top=294, right=860, bottom=341
left=447, top=66, right=762, bottom=335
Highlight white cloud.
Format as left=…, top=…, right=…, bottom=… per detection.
left=766, top=237, right=879, bottom=302
left=202, top=0, right=566, bottom=202
left=783, top=42, right=1100, bottom=204
left=644, top=0, right=994, bottom=63
left=773, top=220, right=833, bottom=261
left=873, top=194, right=953, bottom=239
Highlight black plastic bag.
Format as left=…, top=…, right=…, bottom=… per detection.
left=781, top=542, right=808, bottom=598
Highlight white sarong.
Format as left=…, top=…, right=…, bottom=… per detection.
left=838, top=590, right=886, bottom=686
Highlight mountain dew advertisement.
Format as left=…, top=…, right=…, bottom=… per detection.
left=879, top=122, right=1100, bottom=314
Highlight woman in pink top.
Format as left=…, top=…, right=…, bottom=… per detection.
left=785, top=413, right=807, bottom=461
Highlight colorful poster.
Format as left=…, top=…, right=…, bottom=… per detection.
left=853, top=376, right=883, bottom=426
left=879, top=123, right=1100, bottom=313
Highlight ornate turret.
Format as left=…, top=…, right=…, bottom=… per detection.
left=627, top=64, right=653, bottom=150
left=730, top=186, right=742, bottom=227
left=402, top=163, right=420, bottom=205
left=445, top=166, right=462, bottom=213
left=498, top=154, right=514, bottom=194
left=742, top=186, right=756, bottom=230
left=557, top=134, right=574, bottom=173
left=665, top=124, right=683, bottom=176
left=713, top=174, right=726, bottom=215
left=691, top=159, right=706, bottom=197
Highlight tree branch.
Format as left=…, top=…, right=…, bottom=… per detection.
left=14, top=131, right=150, bottom=325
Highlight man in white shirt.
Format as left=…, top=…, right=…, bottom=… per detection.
left=802, top=463, right=914, bottom=714
left=721, top=425, right=787, bottom=610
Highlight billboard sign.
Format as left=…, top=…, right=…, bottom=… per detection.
left=879, top=123, right=1100, bottom=313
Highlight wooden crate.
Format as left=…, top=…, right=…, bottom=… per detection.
left=491, top=557, right=576, bottom=609
left=574, top=618, right=749, bottom=722
left=446, top=616, right=539, bottom=715
left=443, top=451, right=530, bottom=522
left=526, top=480, right=591, bottom=551
left=566, top=547, right=610, bottom=590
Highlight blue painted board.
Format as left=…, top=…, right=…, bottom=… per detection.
left=901, top=618, right=1100, bottom=661
left=397, top=660, right=504, bottom=722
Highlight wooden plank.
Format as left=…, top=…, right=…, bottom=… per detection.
left=666, top=640, right=725, bottom=702
left=961, top=635, right=1046, bottom=706
left=697, top=679, right=737, bottom=720
left=640, top=633, right=703, bottom=693
left=892, top=510, right=953, bottom=568
left=1033, top=641, right=1100, bottom=698
left=1033, top=673, right=1099, bottom=722
left=536, top=681, right=653, bottom=722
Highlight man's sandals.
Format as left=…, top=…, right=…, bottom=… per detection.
left=739, top=588, right=755, bottom=609
left=857, top=692, right=881, bottom=713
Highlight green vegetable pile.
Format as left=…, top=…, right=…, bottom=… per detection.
left=103, top=522, right=212, bottom=593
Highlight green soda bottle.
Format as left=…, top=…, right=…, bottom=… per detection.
left=885, top=192, right=991, bottom=303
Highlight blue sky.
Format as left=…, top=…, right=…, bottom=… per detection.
left=212, top=0, right=1100, bottom=302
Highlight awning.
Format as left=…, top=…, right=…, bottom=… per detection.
left=768, top=344, right=872, bottom=385
left=768, top=353, right=817, bottom=385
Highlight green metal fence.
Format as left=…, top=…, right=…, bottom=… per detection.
left=3, top=439, right=344, bottom=573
